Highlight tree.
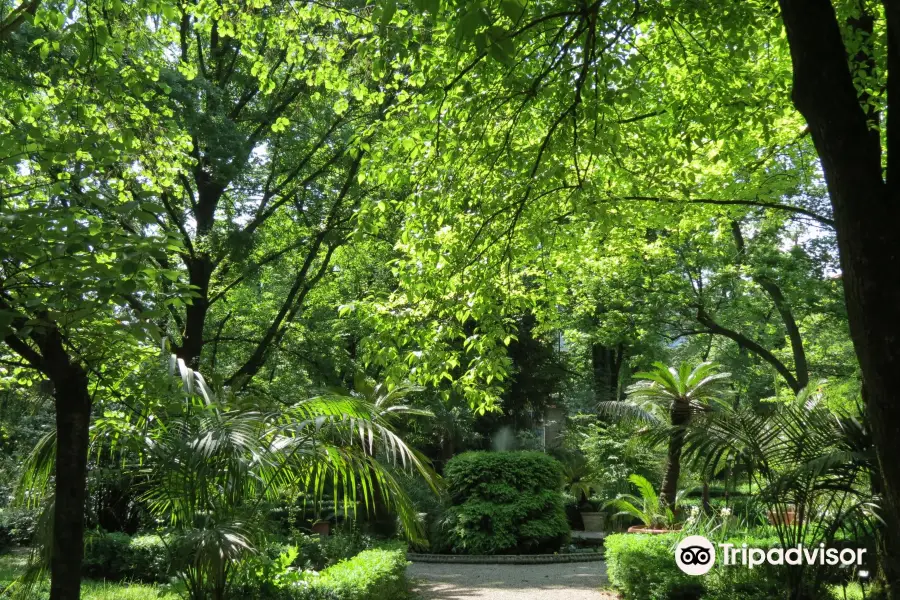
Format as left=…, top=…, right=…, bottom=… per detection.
left=660, top=214, right=845, bottom=397
left=366, top=0, right=892, bottom=546
left=600, top=362, right=731, bottom=507
left=16, top=354, right=436, bottom=599
left=0, top=2, right=189, bottom=596
left=683, top=385, right=876, bottom=597
left=131, top=0, right=420, bottom=394
left=772, top=0, right=900, bottom=591
left=360, top=0, right=820, bottom=411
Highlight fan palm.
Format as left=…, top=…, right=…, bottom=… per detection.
left=599, top=362, right=731, bottom=507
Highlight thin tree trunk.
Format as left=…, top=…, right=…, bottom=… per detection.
left=175, top=169, right=224, bottom=368
left=592, top=343, right=625, bottom=404
left=701, top=480, right=712, bottom=515
left=730, top=221, right=809, bottom=390
left=177, top=254, right=213, bottom=367
left=697, top=307, right=802, bottom=393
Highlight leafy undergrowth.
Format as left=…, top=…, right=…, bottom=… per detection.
left=0, top=552, right=179, bottom=600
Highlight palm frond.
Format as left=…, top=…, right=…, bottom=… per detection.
left=597, top=400, right=662, bottom=424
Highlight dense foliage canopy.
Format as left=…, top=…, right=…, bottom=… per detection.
left=3, top=0, right=900, bottom=597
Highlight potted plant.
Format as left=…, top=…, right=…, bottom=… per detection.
left=605, top=474, right=685, bottom=534
left=558, top=451, right=606, bottom=531
left=581, top=510, right=606, bottom=532
left=578, top=497, right=606, bottom=532
left=310, top=506, right=335, bottom=536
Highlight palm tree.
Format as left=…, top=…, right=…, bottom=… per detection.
left=680, top=385, right=877, bottom=598
left=18, top=355, right=438, bottom=600
left=682, top=385, right=876, bottom=547
left=599, top=361, right=731, bottom=508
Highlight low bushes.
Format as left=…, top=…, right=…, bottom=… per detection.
left=293, top=545, right=409, bottom=600
left=82, top=532, right=170, bottom=582
left=79, top=530, right=408, bottom=599
left=604, top=532, right=870, bottom=600
left=287, top=530, right=380, bottom=571
left=441, top=451, right=569, bottom=554
left=0, top=508, right=37, bottom=551
left=605, top=533, right=701, bottom=599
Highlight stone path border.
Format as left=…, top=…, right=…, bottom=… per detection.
left=407, top=552, right=605, bottom=564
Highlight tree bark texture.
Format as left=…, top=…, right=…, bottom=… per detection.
left=778, top=0, right=900, bottom=593
left=34, top=328, right=93, bottom=600
left=591, top=343, right=624, bottom=404
left=659, top=401, right=691, bottom=509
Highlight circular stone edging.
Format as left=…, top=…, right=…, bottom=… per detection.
left=406, top=552, right=605, bottom=564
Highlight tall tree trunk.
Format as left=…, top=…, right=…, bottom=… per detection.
left=3, top=315, right=94, bottom=599
left=37, top=332, right=92, bottom=600
left=50, top=380, right=91, bottom=600
left=177, top=254, right=213, bottom=367
left=175, top=168, right=225, bottom=368
left=592, top=343, right=624, bottom=404
left=660, top=401, right=690, bottom=509
left=777, top=0, right=900, bottom=593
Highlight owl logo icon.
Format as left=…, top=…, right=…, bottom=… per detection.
left=675, top=536, right=716, bottom=575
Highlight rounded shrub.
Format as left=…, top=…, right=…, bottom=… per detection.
left=442, top=450, right=569, bottom=554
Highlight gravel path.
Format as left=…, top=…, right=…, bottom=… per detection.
left=408, top=561, right=618, bottom=600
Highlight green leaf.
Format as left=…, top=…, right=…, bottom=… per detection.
left=381, top=0, right=397, bottom=25
left=500, top=0, right=525, bottom=22
left=459, top=8, right=485, bottom=40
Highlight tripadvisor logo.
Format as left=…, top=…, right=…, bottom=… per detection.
left=675, top=536, right=867, bottom=576
left=675, top=536, right=717, bottom=575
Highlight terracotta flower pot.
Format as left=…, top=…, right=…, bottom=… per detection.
left=766, top=509, right=797, bottom=526
left=627, top=525, right=679, bottom=534
left=311, top=520, right=331, bottom=536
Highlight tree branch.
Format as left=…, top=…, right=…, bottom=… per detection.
left=617, top=195, right=834, bottom=227
left=696, top=306, right=801, bottom=393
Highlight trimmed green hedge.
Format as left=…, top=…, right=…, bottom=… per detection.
left=604, top=532, right=867, bottom=600
left=292, top=545, right=409, bottom=600
left=441, top=451, right=569, bottom=555
left=605, top=533, right=704, bottom=600
left=81, top=530, right=405, bottom=599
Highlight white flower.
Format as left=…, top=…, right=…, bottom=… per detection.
left=689, top=506, right=701, bottom=516
left=720, top=507, right=732, bottom=517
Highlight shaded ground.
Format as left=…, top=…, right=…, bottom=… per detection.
left=408, top=560, right=618, bottom=600
left=0, top=552, right=180, bottom=600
